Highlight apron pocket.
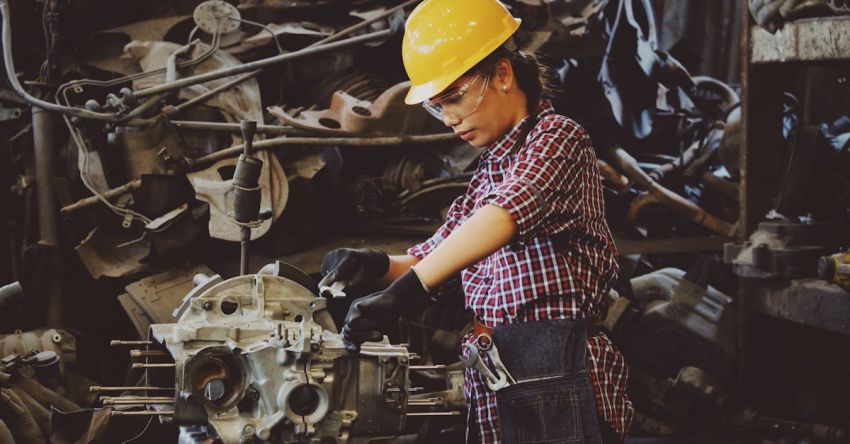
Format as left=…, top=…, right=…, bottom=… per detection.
left=496, top=374, right=585, bottom=443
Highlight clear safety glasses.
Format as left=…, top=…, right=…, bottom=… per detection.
left=421, top=73, right=490, bottom=122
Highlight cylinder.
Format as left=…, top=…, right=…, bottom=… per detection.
left=32, top=107, right=58, bottom=246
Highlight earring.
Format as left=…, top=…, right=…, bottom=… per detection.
left=501, top=85, right=508, bottom=92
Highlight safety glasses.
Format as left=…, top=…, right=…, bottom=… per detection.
left=422, top=73, right=490, bottom=122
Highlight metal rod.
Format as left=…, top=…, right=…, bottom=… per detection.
left=406, top=412, right=462, bottom=417
left=60, top=179, right=141, bottom=215
left=110, top=410, right=174, bottom=416
left=103, top=400, right=175, bottom=405
left=313, top=0, right=418, bottom=46
left=165, top=71, right=259, bottom=116
left=191, top=133, right=458, bottom=170
left=110, top=340, right=152, bottom=346
left=133, top=30, right=391, bottom=99
left=409, top=365, right=446, bottom=370
left=407, top=399, right=444, bottom=406
left=90, top=386, right=175, bottom=392
left=101, top=396, right=174, bottom=401
left=238, top=120, right=257, bottom=276
left=102, top=397, right=173, bottom=404
left=166, top=120, right=305, bottom=134
left=130, top=350, right=168, bottom=358
left=121, top=118, right=309, bottom=135
left=131, top=363, right=176, bottom=369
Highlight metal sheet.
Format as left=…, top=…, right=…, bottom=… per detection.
left=124, top=263, right=216, bottom=324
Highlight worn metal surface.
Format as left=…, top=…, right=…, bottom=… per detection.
left=749, top=279, right=850, bottom=337
left=74, top=227, right=150, bottom=279
left=125, top=263, right=216, bottom=325
left=751, top=16, right=850, bottom=63
left=269, top=82, right=429, bottom=136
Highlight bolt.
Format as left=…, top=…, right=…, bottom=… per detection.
left=256, top=427, right=271, bottom=440
left=202, top=301, right=213, bottom=310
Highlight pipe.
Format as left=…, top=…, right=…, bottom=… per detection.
left=32, top=105, right=63, bottom=326
left=701, top=171, right=739, bottom=201
left=90, top=386, right=174, bottom=392
left=648, top=139, right=702, bottom=183
left=314, top=0, right=419, bottom=46
left=237, top=120, right=258, bottom=276
left=0, top=282, right=23, bottom=309
left=191, top=133, right=459, bottom=170
left=122, top=119, right=309, bottom=135
left=597, top=159, right=630, bottom=192
left=32, top=107, right=58, bottom=246
left=606, top=145, right=736, bottom=236
left=163, top=71, right=258, bottom=116
left=59, top=179, right=141, bottom=215
left=132, top=29, right=391, bottom=99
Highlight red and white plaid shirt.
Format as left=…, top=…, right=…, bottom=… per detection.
left=408, top=102, right=634, bottom=442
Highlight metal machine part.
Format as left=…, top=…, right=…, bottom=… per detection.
left=724, top=221, right=849, bottom=279
left=607, top=267, right=736, bottom=381
left=141, top=265, right=419, bottom=443
left=0, top=328, right=77, bottom=374
left=193, top=1, right=242, bottom=36
left=818, top=249, right=850, bottom=289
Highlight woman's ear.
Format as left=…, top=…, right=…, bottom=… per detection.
left=493, top=58, right=513, bottom=91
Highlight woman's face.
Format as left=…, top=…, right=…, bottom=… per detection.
left=425, top=60, right=529, bottom=147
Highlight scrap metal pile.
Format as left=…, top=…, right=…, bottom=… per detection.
left=1, top=0, right=849, bottom=442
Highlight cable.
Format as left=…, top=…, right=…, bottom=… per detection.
left=236, top=17, right=284, bottom=54
left=121, top=416, right=154, bottom=444
left=0, top=0, right=119, bottom=120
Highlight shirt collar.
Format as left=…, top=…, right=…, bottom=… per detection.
left=481, top=100, right=556, bottom=162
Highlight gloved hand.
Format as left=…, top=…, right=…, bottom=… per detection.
left=318, top=248, right=390, bottom=297
left=342, top=269, right=430, bottom=352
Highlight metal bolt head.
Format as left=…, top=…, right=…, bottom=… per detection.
left=257, top=427, right=271, bottom=440
left=203, top=301, right=213, bottom=310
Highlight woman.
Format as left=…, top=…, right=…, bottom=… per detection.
left=320, top=0, right=633, bottom=442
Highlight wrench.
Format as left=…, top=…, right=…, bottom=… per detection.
left=484, top=343, right=516, bottom=390
left=461, top=342, right=512, bottom=391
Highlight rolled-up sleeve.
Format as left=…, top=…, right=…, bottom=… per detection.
left=481, top=118, right=590, bottom=241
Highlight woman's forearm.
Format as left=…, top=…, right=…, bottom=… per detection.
left=413, top=204, right=517, bottom=289
left=382, top=255, right=421, bottom=283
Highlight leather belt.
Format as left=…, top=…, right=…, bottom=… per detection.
left=472, top=318, right=599, bottom=338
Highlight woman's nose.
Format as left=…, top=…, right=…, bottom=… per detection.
left=442, top=113, right=461, bottom=127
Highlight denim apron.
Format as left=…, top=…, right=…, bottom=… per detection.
left=492, top=318, right=603, bottom=443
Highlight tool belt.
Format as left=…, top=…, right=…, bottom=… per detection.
left=472, top=316, right=599, bottom=340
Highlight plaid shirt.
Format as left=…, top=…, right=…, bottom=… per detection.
left=408, top=102, right=633, bottom=441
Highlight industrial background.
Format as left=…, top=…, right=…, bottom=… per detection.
left=0, top=0, right=849, bottom=442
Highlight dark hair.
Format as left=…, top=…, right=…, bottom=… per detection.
left=468, top=46, right=555, bottom=114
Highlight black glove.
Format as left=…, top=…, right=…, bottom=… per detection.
left=342, top=269, right=429, bottom=352
left=318, top=248, right=390, bottom=296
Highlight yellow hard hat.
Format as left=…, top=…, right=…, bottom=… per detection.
left=402, top=0, right=521, bottom=105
